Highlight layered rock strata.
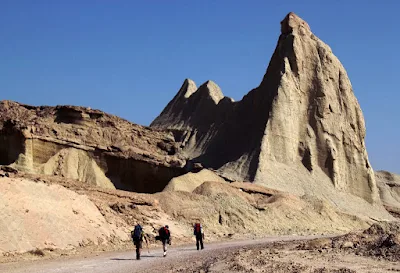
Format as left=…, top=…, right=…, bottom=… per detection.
left=0, top=101, right=185, bottom=193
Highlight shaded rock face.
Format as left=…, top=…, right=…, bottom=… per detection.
left=0, top=120, right=25, bottom=165
left=0, top=101, right=185, bottom=193
left=151, top=12, right=378, bottom=203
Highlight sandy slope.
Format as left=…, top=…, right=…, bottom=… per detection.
left=0, top=172, right=375, bottom=259
left=0, top=177, right=127, bottom=254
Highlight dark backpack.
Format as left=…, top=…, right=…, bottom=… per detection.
left=194, top=223, right=201, bottom=235
left=159, top=226, right=170, bottom=239
left=131, top=225, right=142, bottom=241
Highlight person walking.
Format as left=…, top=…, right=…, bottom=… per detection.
left=131, top=224, right=148, bottom=260
left=158, top=225, right=171, bottom=257
left=193, top=222, right=204, bottom=250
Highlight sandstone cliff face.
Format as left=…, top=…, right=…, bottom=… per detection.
left=0, top=101, right=185, bottom=193
left=152, top=12, right=379, bottom=204
left=375, top=171, right=400, bottom=217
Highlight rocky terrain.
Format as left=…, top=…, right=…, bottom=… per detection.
left=156, top=222, right=400, bottom=272
left=0, top=12, right=399, bottom=267
left=0, top=101, right=185, bottom=193
left=0, top=168, right=372, bottom=262
left=3, top=229, right=400, bottom=273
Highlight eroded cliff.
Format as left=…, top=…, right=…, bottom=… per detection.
left=152, top=12, right=379, bottom=206
left=0, top=101, right=185, bottom=193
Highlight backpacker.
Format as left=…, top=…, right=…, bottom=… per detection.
left=194, top=223, right=201, bottom=235
left=131, top=225, right=142, bottom=241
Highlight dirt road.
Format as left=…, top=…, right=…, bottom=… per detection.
left=0, top=236, right=316, bottom=273
left=0, top=235, right=398, bottom=273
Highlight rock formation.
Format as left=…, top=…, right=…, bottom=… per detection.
left=375, top=171, right=400, bottom=217
left=152, top=12, right=379, bottom=204
left=163, top=169, right=226, bottom=193
left=0, top=101, right=185, bottom=193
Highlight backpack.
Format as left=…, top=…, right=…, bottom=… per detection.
left=194, top=223, right=201, bottom=235
left=159, top=226, right=170, bottom=239
left=131, top=225, right=142, bottom=241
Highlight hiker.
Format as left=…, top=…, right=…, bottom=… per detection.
left=131, top=224, right=148, bottom=260
left=157, top=225, right=171, bottom=257
left=193, top=222, right=204, bottom=250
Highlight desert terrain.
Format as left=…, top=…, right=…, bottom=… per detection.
left=1, top=228, right=400, bottom=273
left=1, top=12, right=400, bottom=273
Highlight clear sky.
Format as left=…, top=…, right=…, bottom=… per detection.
left=1, top=1, right=399, bottom=173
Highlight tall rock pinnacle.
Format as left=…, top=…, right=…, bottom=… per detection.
left=151, top=12, right=379, bottom=205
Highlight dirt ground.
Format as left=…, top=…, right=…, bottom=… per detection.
left=148, top=223, right=400, bottom=272
left=0, top=171, right=375, bottom=260
left=1, top=170, right=399, bottom=272
left=152, top=238, right=400, bottom=273
left=1, top=236, right=399, bottom=273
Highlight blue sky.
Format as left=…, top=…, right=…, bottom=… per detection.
left=1, top=1, right=399, bottom=173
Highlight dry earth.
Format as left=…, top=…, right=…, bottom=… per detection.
left=0, top=168, right=383, bottom=262
left=152, top=224, right=400, bottom=273
left=1, top=234, right=399, bottom=273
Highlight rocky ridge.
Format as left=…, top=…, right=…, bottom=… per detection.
left=0, top=101, right=185, bottom=192
left=152, top=12, right=380, bottom=211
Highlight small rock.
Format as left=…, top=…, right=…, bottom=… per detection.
left=192, top=162, right=204, bottom=172
left=1, top=166, right=18, bottom=174
left=341, top=241, right=354, bottom=249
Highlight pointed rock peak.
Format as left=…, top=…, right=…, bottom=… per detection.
left=203, top=80, right=220, bottom=89
left=179, top=78, right=197, bottom=99
left=281, top=12, right=311, bottom=35
left=198, top=80, right=224, bottom=104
